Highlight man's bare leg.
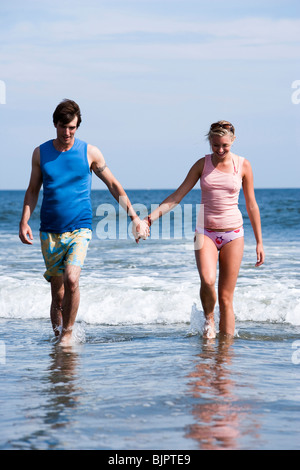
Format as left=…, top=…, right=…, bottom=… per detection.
left=59, top=265, right=82, bottom=346
left=50, top=276, right=64, bottom=337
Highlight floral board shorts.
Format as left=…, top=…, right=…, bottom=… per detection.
left=40, top=228, right=92, bottom=282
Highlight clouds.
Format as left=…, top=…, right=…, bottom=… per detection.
left=1, top=1, right=300, bottom=189
left=2, top=8, right=299, bottom=98
left=2, top=3, right=300, bottom=86
left=3, top=10, right=300, bottom=64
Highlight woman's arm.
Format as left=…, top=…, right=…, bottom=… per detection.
left=242, top=159, right=265, bottom=266
left=147, top=158, right=204, bottom=224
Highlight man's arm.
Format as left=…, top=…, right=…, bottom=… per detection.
left=19, top=147, right=43, bottom=245
left=88, top=145, right=149, bottom=240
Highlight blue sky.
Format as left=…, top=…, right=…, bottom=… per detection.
left=1, top=0, right=300, bottom=189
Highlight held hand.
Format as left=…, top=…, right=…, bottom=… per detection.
left=19, top=222, right=34, bottom=245
left=255, top=243, right=265, bottom=267
left=132, top=218, right=150, bottom=243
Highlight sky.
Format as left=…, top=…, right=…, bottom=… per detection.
left=0, top=0, right=300, bottom=189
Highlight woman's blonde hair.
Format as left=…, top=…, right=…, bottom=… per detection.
left=206, top=120, right=235, bottom=140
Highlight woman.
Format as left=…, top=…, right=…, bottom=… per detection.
left=142, top=121, right=264, bottom=338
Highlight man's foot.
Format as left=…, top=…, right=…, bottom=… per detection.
left=58, top=327, right=74, bottom=347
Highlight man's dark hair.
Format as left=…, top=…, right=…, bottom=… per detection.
left=53, top=99, right=82, bottom=128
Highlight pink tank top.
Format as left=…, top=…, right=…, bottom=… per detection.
left=197, top=154, right=244, bottom=230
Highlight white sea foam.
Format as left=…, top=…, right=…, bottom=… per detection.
left=0, top=268, right=299, bottom=327
left=235, top=283, right=300, bottom=325
left=1, top=219, right=299, bottom=328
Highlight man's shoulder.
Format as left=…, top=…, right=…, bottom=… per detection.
left=73, top=138, right=90, bottom=154
left=39, top=139, right=53, bottom=150
left=87, top=143, right=102, bottom=157
left=86, top=143, right=105, bottom=166
left=75, top=138, right=88, bottom=146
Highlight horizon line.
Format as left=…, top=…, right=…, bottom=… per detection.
left=0, top=187, right=299, bottom=191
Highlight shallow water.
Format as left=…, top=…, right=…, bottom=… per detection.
left=1, top=319, right=299, bottom=450
left=0, top=189, right=300, bottom=449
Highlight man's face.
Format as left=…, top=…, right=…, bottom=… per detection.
left=55, top=116, right=78, bottom=147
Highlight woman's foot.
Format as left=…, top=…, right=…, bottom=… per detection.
left=203, top=318, right=216, bottom=339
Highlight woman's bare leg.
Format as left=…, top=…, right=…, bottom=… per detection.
left=218, top=237, right=244, bottom=337
left=195, top=234, right=219, bottom=338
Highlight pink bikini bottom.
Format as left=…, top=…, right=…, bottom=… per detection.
left=203, top=226, right=244, bottom=250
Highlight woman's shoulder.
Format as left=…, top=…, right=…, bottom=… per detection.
left=232, top=153, right=250, bottom=169
left=240, top=157, right=251, bottom=170
left=239, top=157, right=253, bottom=179
left=197, top=154, right=211, bottom=165
left=195, top=156, right=207, bottom=172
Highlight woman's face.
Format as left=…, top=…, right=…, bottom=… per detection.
left=210, top=134, right=234, bottom=159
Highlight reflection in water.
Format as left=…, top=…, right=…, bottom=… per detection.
left=44, top=346, right=82, bottom=430
left=186, top=336, right=259, bottom=450
left=16, top=345, right=82, bottom=449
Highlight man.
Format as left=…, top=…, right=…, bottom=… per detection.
left=19, top=99, right=149, bottom=346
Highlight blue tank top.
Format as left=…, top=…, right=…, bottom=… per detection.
left=40, top=138, right=92, bottom=233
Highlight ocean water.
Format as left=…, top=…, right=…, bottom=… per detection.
left=0, top=188, right=300, bottom=450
